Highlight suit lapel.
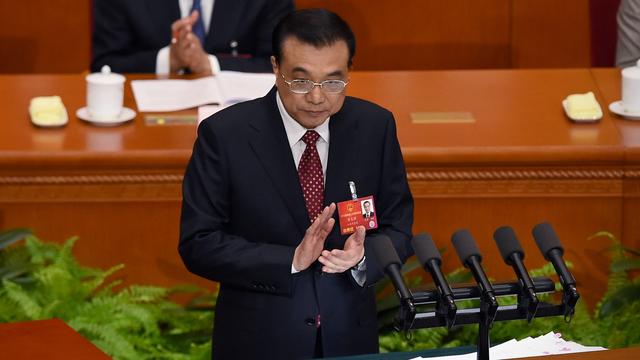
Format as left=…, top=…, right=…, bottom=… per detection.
left=248, top=88, right=310, bottom=237
left=323, top=101, right=360, bottom=247
left=325, top=102, right=359, bottom=207
left=145, top=0, right=180, bottom=45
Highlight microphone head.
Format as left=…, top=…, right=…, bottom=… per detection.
left=370, top=234, right=401, bottom=269
left=451, top=229, right=482, bottom=266
left=411, top=233, right=442, bottom=267
left=493, top=226, right=525, bottom=265
left=532, top=222, right=564, bottom=261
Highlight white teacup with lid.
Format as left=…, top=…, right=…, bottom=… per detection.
left=621, top=59, right=640, bottom=113
left=86, top=65, right=125, bottom=121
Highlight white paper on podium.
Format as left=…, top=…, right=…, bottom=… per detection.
left=131, top=71, right=275, bottom=112
left=215, top=71, right=276, bottom=105
left=409, top=332, right=607, bottom=360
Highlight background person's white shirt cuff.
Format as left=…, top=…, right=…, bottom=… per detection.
left=156, top=46, right=171, bottom=75
left=156, top=47, right=221, bottom=75
left=208, top=54, right=221, bottom=74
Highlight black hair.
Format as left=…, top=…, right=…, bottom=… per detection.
left=272, top=8, right=356, bottom=67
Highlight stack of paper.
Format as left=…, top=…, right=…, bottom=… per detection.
left=131, top=71, right=275, bottom=112
left=410, top=332, right=606, bottom=360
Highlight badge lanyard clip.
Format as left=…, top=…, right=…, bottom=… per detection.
left=348, top=181, right=358, bottom=200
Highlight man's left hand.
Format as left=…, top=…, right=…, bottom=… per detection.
left=318, top=226, right=366, bottom=273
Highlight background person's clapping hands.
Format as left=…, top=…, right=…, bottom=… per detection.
left=169, top=11, right=212, bottom=75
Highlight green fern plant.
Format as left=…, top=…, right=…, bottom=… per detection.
left=0, top=229, right=215, bottom=360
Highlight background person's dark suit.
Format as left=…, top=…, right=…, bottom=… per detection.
left=179, top=87, right=414, bottom=358
left=91, top=0, right=294, bottom=73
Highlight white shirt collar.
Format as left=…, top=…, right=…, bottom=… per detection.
left=276, top=91, right=330, bottom=147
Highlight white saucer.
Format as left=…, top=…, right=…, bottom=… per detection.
left=76, top=107, right=136, bottom=126
left=608, top=100, right=640, bottom=120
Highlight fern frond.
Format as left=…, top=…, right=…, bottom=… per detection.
left=118, top=304, right=160, bottom=335
left=78, top=263, right=125, bottom=298
left=118, top=285, right=169, bottom=303
left=70, top=318, right=139, bottom=360
left=1, top=279, right=42, bottom=319
left=528, top=262, right=556, bottom=278
left=54, top=236, right=79, bottom=270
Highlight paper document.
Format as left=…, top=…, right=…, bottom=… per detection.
left=409, top=332, right=606, bottom=360
left=131, top=71, right=275, bottom=112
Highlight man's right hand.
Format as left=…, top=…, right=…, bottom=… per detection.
left=292, top=203, right=336, bottom=272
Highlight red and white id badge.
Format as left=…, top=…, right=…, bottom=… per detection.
left=337, top=195, right=378, bottom=235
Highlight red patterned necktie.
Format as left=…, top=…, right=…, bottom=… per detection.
left=298, top=130, right=324, bottom=222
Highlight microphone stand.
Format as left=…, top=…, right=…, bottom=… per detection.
left=478, top=291, right=498, bottom=360
left=394, top=297, right=417, bottom=332
left=406, top=277, right=578, bottom=360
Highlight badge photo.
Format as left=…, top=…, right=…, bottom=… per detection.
left=337, top=195, right=378, bottom=235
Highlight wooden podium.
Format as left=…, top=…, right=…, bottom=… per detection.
left=0, top=69, right=639, bottom=306
left=0, top=319, right=110, bottom=359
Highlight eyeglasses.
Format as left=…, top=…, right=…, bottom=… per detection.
left=281, top=74, right=349, bottom=94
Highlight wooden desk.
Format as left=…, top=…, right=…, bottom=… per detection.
left=0, top=70, right=630, bottom=305
left=352, top=69, right=625, bottom=305
left=0, top=74, right=202, bottom=288
left=0, top=319, right=110, bottom=359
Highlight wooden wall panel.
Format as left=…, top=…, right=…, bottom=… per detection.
left=296, top=0, right=512, bottom=70
left=0, top=1, right=91, bottom=73
left=511, top=0, right=592, bottom=68
left=623, top=174, right=640, bottom=253
left=0, top=1, right=601, bottom=72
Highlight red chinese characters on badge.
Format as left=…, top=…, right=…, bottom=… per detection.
left=337, top=195, right=378, bottom=235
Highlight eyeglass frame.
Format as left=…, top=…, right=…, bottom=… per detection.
left=280, top=73, right=349, bottom=94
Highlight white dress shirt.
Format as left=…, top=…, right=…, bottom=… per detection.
left=156, top=0, right=221, bottom=75
left=276, top=91, right=366, bottom=285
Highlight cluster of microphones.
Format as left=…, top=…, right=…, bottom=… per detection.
left=370, top=222, right=579, bottom=330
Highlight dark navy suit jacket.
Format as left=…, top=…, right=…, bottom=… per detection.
left=179, top=87, right=414, bottom=359
left=91, top=0, right=293, bottom=73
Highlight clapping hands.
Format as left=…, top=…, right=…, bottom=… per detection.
left=169, top=10, right=212, bottom=75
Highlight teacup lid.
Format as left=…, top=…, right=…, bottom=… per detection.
left=622, top=59, right=640, bottom=80
left=86, top=65, right=125, bottom=85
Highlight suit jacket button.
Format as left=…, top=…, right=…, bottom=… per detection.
left=305, top=318, right=315, bottom=326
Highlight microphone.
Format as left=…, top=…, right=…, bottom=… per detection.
left=370, top=234, right=412, bottom=301
left=493, top=226, right=539, bottom=322
left=532, top=222, right=579, bottom=316
left=370, top=234, right=415, bottom=330
left=451, top=229, right=498, bottom=321
left=411, top=233, right=457, bottom=328
left=532, top=223, right=575, bottom=287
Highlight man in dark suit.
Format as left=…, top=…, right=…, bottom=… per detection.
left=91, top=0, right=293, bottom=74
left=179, top=9, right=414, bottom=359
